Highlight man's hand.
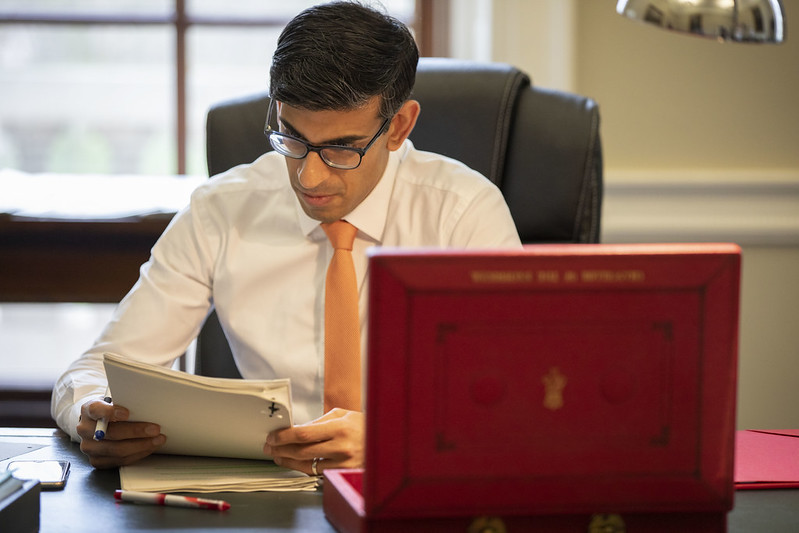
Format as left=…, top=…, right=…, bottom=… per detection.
left=264, top=408, right=363, bottom=476
left=77, top=398, right=166, bottom=469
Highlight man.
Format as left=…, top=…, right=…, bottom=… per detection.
left=51, top=1, right=521, bottom=476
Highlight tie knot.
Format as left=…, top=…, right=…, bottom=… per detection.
left=322, top=220, right=357, bottom=250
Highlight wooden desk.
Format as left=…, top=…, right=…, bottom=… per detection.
left=2, top=428, right=798, bottom=532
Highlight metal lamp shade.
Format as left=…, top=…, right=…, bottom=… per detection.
left=616, top=0, right=785, bottom=43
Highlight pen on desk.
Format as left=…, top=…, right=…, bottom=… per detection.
left=93, top=387, right=112, bottom=441
left=114, top=490, right=231, bottom=511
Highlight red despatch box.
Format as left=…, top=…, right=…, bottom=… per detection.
left=324, top=243, right=741, bottom=532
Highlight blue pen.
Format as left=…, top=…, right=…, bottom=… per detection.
left=93, top=387, right=113, bottom=441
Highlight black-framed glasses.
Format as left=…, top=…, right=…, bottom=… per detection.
left=263, top=98, right=390, bottom=170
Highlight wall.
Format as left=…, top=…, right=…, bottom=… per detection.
left=459, top=0, right=799, bottom=429
left=575, top=0, right=799, bottom=171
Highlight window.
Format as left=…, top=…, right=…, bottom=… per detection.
left=0, top=0, right=419, bottom=177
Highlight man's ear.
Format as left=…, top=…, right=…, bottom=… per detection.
left=386, top=100, right=420, bottom=151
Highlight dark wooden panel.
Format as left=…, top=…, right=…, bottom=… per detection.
left=0, top=216, right=170, bottom=303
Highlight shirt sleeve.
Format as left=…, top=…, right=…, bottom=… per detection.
left=50, top=193, right=218, bottom=440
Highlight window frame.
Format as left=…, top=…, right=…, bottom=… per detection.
left=0, top=0, right=434, bottom=175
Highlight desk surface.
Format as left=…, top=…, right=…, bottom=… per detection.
left=1, top=428, right=333, bottom=533
left=2, top=428, right=798, bottom=533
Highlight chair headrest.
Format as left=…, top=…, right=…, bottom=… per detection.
left=411, top=58, right=530, bottom=187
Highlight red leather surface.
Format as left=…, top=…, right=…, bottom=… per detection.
left=363, top=244, right=740, bottom=519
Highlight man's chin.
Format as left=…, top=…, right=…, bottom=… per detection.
left=300, top=203, right=345, bottom=224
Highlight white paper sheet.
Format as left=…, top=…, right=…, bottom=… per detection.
left=119, top=455, right=318, bottom=493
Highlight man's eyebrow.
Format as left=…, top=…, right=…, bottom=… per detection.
left=279, top=117, right=370, bottom=147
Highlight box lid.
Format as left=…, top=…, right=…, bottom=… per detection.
left=364, top=243, right=740, bottom=519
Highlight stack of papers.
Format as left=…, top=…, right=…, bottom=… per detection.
left=105, top=353, right=318, bottom=493
left=104, top=353, right=293, bottom=460
left=0, top=471, right=25, bottom=501
left=120, top=455, right=318, bottom=493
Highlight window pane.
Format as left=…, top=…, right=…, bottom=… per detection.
left=187, top=0, right=320, bottom=18
left=1, top=1, right=418, bottom=176
left=187, top=25, right=280, bottom=176
left=0, top=303, right=117, bottom=388
left=0, top=24, right=173, bottom=174
left=187, top=0, right=415, bottom=24
left=0, top=0, right=170, bottom=17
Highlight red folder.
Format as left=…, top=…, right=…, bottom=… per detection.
left=735, top=430, right=799, bottom=489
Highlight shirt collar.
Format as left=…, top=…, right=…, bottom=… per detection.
left=295, top=141, right=408, bottom=243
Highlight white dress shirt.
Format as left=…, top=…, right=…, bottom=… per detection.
left=51, top=140, right=522, bottom=441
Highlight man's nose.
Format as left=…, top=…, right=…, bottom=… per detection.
left=297, top=151, right=331, bottom=189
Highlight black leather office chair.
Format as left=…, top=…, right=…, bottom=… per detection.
left=196, top=58, right=603, bottom=378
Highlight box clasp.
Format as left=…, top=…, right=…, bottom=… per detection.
left=468, top=516, right=506, bottom=533
left=589, top=513, right=626, bottom=533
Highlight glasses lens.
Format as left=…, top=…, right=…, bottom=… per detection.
left=320, top=148, right=362, bottom=170
left=269, top=134, right=307, bottom=159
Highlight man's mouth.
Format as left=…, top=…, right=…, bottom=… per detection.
left=301, top=192, right=335, bottom=207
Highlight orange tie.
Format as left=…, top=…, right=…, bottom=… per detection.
left=321, top=220, right=361, bottom=412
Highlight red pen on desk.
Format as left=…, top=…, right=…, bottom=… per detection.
left=114, top=489, right=230, bottom=511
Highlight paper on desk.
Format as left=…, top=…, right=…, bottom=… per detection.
left=734, top=429, right=799, bottom=490
left=0, top=441, right=46, bottom=462
left=119, top=455, right=318, bottom=493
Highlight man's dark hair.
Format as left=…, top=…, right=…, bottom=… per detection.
left=269, top=1, right=419, bottom=120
